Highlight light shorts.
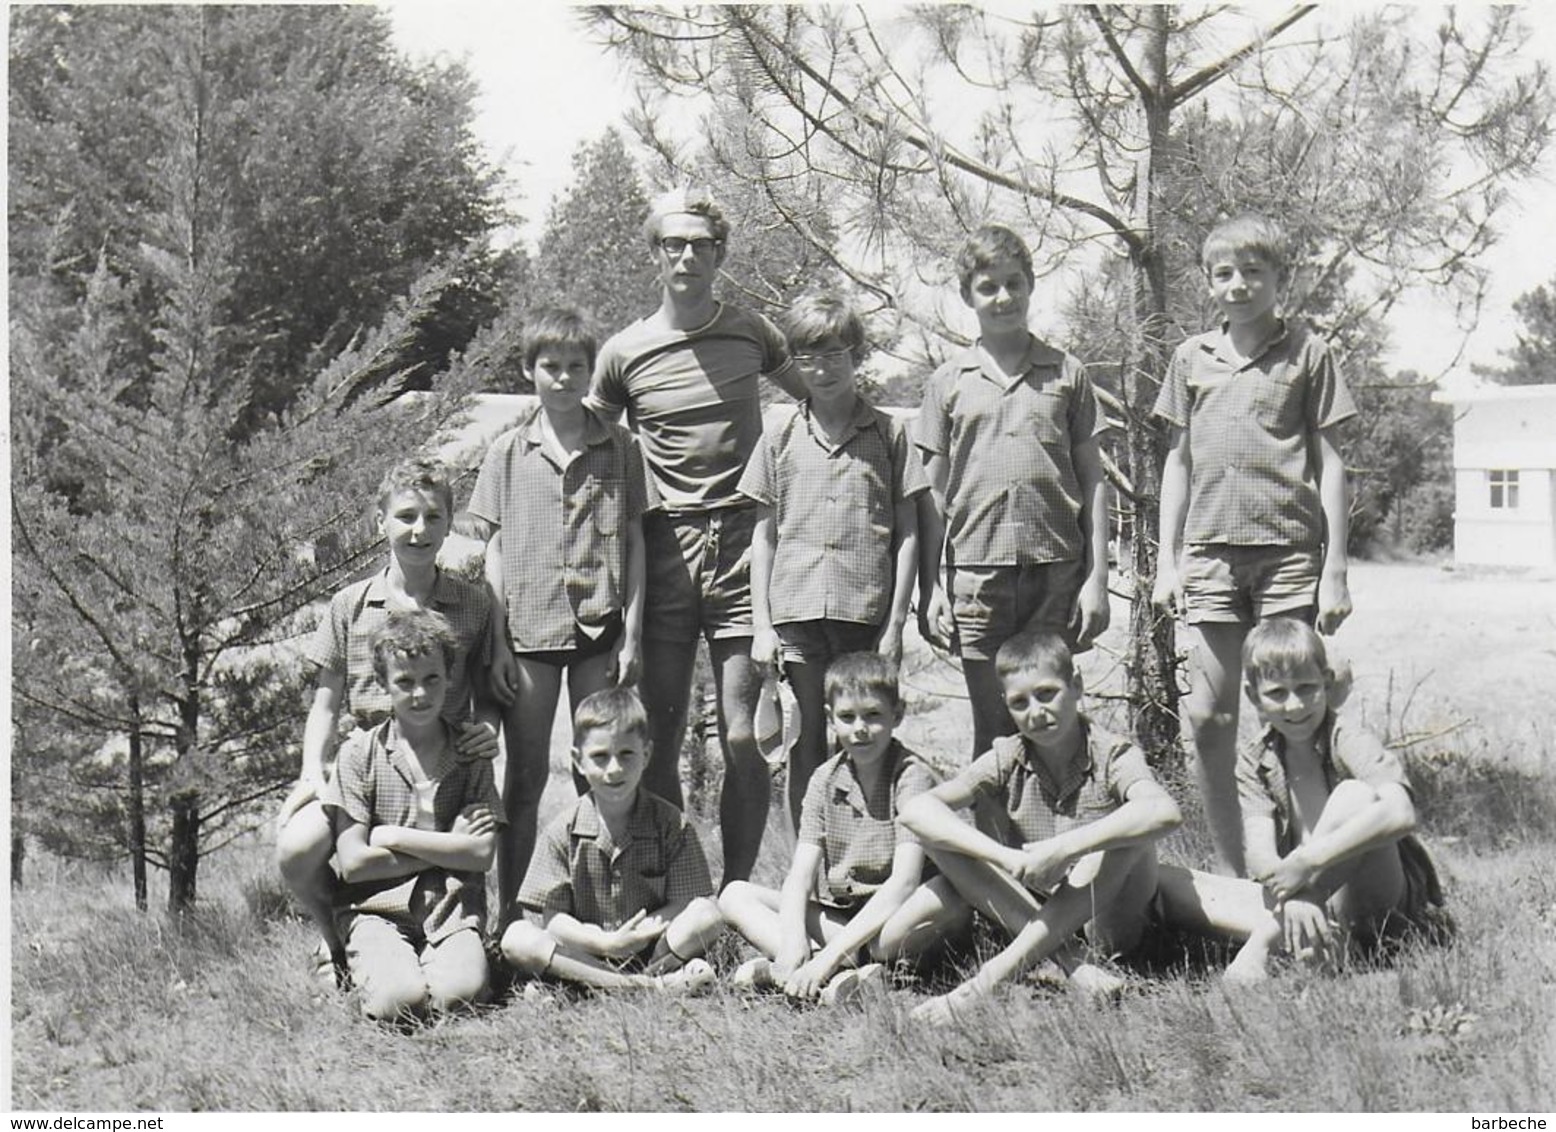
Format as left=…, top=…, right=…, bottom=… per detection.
left=948, top=559, right=1085, bottom=662
left=642, top=505, right=756, bottom=644
left=775, top=618, right=881, bottom=667
left=1179, top=544, right=1320, bottom=626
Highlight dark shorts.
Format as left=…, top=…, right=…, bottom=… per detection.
left=948, top=559, right=1085, bottom=661
left=775, top=618, right=881, bottom=667
left=1180, top=544, right=1320, bottom=626
left=643, top=506, right=756, bottom=643
left=514, top=615, right=623, bottom=668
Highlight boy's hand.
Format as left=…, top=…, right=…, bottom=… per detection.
left=783, top=955, right=837, bottom=1002
left=612, top=633, right=642, bottom=686
left=456, top=720, right=500, bottom=761
left=1280, top=897, right=1334, bottom=959
left=1009, top=838, right=1071, bottom=893
left=1266, top=846, right=1321, bottom=903
left=925, top=586, right=955, bottom=649
left=453, top=804, right=498, bottom=838
left=1150, top=558, right=1183, bottom=621
left=490, top=647, right=518, bottom=708
left=876, top=621, right=904, bottom=667
left=1316, top=569, right=1352, bottom=635
left=1072, top=577, right=1111, bottom=648
left=774, top=939, right=812, bottom=983
left=600, top=909, right=665, bottom=958
left=750, top=625, right=782, bottom=672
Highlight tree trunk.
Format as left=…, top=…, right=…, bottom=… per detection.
left=167, top=788, right=200, bottom=913
left=11, top=829, right=23, bottom=889
left=128, top=696, right=148, bottom=911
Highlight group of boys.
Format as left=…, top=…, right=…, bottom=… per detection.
left=275, top=188, right=1444, bottom=1023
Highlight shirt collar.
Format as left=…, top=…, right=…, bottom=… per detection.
left=955, top=336, right=1066, bottom=391
left=570, top=788, right=651, bottom=858
left=801, top=396, right=879, bottom=451
left=1205, top=317, right=1291, bottom=370
left=831, top=740, right=903, bottom=809
left=377, top=716, right=455, bottom=789
left=1256, top=711, right=1338, bottom=789
left=516, top=403, right=614, bottom=469
left=363, top=567, right=459, bottom=609
left=1014, top=716, right=1098, bottom=807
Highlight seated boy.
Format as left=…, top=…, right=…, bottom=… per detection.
left=719, top=653, right=971, bottom=1004
left=738, top=291, right=926, bottom=825
left=1219, top=619, right=1445, bottom=980
left=500, top=687, right=724, bottom=992
left=1151, top=214, right=1357, bottom=875
left=277, top=457, right=500, bottom=984
left=900, top=630, right=1181, bottom=1025
left=322, top=610, right=503, bottom=1022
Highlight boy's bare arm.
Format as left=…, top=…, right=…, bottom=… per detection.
left=368, top=805, right=498, bottom=873
left=483, top=529, right=518, bottom=706
left=544, top=908, right=667, bottom=960
left=298, top=670, right=345, bottom=790
left=789, top=843, right=924, bottom=997
left=1006, top=779, right=1182, bottom=891
left=615, top=516, right=646, bottom=685
left=1151, top=426, right=1190, bottom=616
left=1314, top=427, right=1353, bottom=635
left=900, top=781, right=1024, bottom=874
left=1266, top=781, right=1416, bottom=902
left=880, top=497, right=919, bottom=665
left=1242, top=811, right=1284, bottom=883
left=764, top=359, right=806, bottom=402
left=749, top=507, right=781, bottom=670
left=453, top=512, right=496, bottom=542
left=917, top=456, right=952, bottom=644
left=1071, top=434, right=1112, bottom=647
left=776, top=842, right=824, bottom=977
left=334, top=817, right=432, bottom=884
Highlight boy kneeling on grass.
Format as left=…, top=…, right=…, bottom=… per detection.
left=900, top=629, right=1182, bottom=1025
left=322, top=610, right=503, bottom=1023
left=500, top=686, right=724, bottom=993
left=719, top=653, right=973, bottom=1005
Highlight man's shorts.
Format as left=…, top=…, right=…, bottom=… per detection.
left=643, top=505, right=756, bottom=644
left=1179, top=544, right=1320, bottom=626
left=775, top=618, right=881, bottom=667
left=513, top=615, right=623, bottom=669
left=948, top=559, right=1084, bottom=662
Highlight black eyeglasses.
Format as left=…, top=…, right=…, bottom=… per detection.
left=792, top=348, right=853, bottom=365
left=658, top=236, right=721, bottom=257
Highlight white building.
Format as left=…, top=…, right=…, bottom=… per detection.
left=1433, top=383, right=1556, bottom=567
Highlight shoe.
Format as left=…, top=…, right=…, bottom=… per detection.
left=819, top=962, right=884, bottom=1007
left=732, top=957, right=775, bottom=991
left=657, top=957, right=716, bottom=995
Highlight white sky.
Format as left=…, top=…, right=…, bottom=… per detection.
left=384, top=1, right=1556, bottom=385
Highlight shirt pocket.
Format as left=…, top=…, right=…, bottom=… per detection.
left=1252, top=373, right=1303, bottom=435
left=1016, top=391, right=1068, bottom=447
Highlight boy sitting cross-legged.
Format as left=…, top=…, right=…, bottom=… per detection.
left=500, top=687, right=724, bottom=993
left=719, top=653, right=973, bottom=1004
left=900, top=630, right=1182, bottom=1025
left=322, top=610, right=503, bottom=1022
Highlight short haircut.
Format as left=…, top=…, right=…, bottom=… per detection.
left=824, top=652, right=903, bottom=712
left=369, top=609, right=458, bottom=687
left=1201, top=213, right=1288, bottom=278
left=781, top=291, right=868, bottom=365
left=572, top=685, right=650, bottom=747
left=994, top=629, right=1075, bottom=684
left=522, top=306, right=598, bottom=373
left=376, top=455, right=454, bottom=515
left=1242, top=618, right=1329, bottom=688
left=956, top=224, right=1035, bottom=301
left=643, top=184, right=730, bottom=245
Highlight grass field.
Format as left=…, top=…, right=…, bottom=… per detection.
left=10, top=561, right=1556, bottom=1112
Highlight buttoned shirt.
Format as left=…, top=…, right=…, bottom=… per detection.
left=518, top=790, right=713, bottom=930
left=305, top=568, right=494, bottom=730
left=1153, top=319, right=1356, bottom=548
left=738, top=399, right=927, bottom=626
left=590, top=302, right=793, bottom=512
left=915, top=337, right=1103, bottom=566
left=797, top=741, right=939, bottom=908
left=952, top=717, right=1157, bottom=848
left=323, top=718, right=504, bottom=942
left=466, top=403, right=648, bottom=650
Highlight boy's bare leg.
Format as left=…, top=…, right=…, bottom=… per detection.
left=718, top=881, right=785, bottom=955
left=642, top=896, right=726, bottom=974
left=1184, top=622, right=1250, bottom=876
left=638, top=637, right=698, bottom=809
left=276, top=802, right=344, bottom=961
left=961, top=657, right=1018, bottom=759
left=421, top=928, right=489, bottom=1011
left=710, top=635, right=769, bottom=886
left=784, top=658, right=828, bottom=830
left=498, top=657, right=565, bottom=926
left=501, top=921, right=658, bottom=990
left=873, top=875, right=974, bottom=962
left=1307, top=780, right=1409, bottom=931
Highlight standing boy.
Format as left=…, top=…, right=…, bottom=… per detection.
left=276, top=458, right=500, bottom=984
left=1152, top=214, right=1356, bottom=876
left=915, top=224, right=1111, bottom=760
left=460, top=307, right=648, bottom=924
left=589, top=186, right=805, bottom=885
left=324, top=610, right=503, bottom=1021
left=900, top=630, right=1181, bottom=1025
left=738, top=292, right=926, bottom=824
left=500, top=687, right=724, bottom=992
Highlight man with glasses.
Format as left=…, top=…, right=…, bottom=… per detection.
left=590, top=186, right=804, bottom=885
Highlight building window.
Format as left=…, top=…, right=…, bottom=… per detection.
left=1489, top=469, right=1520, bottom=510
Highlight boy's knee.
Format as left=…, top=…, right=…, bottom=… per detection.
left=358, top=968, right=429, bottom=1022
left=426, top=937, right=489, bottom=1010
left=679, top=895, right=725, bottom=934
left=500, top=920, right=556, bottom=975
left=275, top=814, right=332, bottom=885
left=717, top=881, right=757, bottom=918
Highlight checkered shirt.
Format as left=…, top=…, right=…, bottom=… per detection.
left=322, top=718, right=504, bottom=942
left=954, top=716, right=1157, bottom=848
left=590, top=303, right=794, bottom=513
left=466, top=403, right=648, bottom=650
left=796, top=741, right=940, bottom=908
left=518, top=790, right=713, bottom=930
left=738, top=398, right=927, bottom=626
left=914, top=337, right=1104, bottom=565
left=305, top=567, right=495, bottom=731
left=1153, top=319, right=1356, bottom=548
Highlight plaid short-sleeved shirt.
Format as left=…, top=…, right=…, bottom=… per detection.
left=304, top=568, right=493, bottom=732
left=590, top=303, right=794, bottom=513
left=796, top=741, right=940, bottom=908
left=466, top=403, right=648, bottom=651
left=914, top=337, right=1104, bottom=566
left=1152, top=319, right=1356, bottom=547
left=951, top=717, right=1157, bottom=849
left=322, top=718, right=505, bottom=941
left=518, top=790, right=713, bottom=930
left=738, top=399, right=927, bottom=626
